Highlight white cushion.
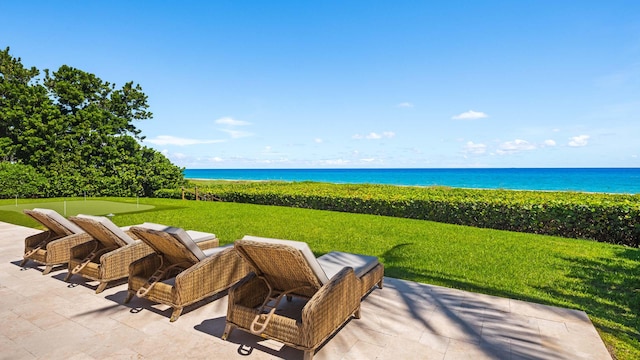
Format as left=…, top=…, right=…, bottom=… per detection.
left=317, top=251, right=380, bottom=280
left=241, top=235, right=330, bottom=284
left=33, top=208, right=84, bottom=234
left=164, top=227, right=207, bottom=261
left=186, top=230, right=216, bottom=243
left=124, top=223, right=216, bottom=244
left=203, top=243, right=233, bottom=257
left=76, top=214, right=135, bottom=245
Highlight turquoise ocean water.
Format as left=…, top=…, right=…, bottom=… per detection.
left=184, top=168, right=640, bottom=194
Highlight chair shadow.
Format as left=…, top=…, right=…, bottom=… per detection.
left=194, top=295, right=353, bottom=360
left=101, top=288, right=230, bottom=321
left=11, top=259, right=67, bottom=274
left=11, top=257, right=235, bottom=322
left=195, top=316, right=309, bottom=359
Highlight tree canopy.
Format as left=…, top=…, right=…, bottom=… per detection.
left=0, top=47, right=185, bottom=197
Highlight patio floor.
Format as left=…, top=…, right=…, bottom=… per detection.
left=0, top=221, right=612, bottom=359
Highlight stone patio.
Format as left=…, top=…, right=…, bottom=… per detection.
left=0, top=221, right=612, bottom=359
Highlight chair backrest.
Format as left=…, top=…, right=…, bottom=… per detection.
left=69, top=214, right=136, bottom=248
left=235, top=236, right=329, bottom=297
left=130, top=226, right=207, bottom=265
left=24, top=208, right=84, bottom=237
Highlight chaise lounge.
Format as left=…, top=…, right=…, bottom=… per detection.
left=125, top=225, right=251, bottom=322
left=21, top=208, right=93, bottom=274
left=64, top=215, right=219, bottom=294
left=222, top=235, right=384, bottom=360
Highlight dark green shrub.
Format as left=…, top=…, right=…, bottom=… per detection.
left=157, top=181, right=640, bottom=247
left=0, top=162, right=46, bottom=198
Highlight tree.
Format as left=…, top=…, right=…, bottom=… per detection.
left=0, top=162, right=46, bottom=198
left=0, top=47, right=185, bottom=197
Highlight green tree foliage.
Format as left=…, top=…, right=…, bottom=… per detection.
left=0, top=47, right=185, bottom=197
left=0, top=162, right=46, bottom=198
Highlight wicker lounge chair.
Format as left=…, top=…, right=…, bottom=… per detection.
left=125, top=225, right=251, bottom=322
left=64, top=215, right=220, bottom=294
left=222, top=236, right=384, bottom=360
left=20, top=208, right=93, bottom=274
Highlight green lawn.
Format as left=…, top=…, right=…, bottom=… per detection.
left=2, top=197, right=638, bottom=359
left=0, top=198, right=155, bottom=228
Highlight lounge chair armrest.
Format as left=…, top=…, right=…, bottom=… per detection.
left=129, top=253, right=162, bottom=279
left=228, top=273, right=269, bottom=309
left=174, top=247, right=251, bottom=302
left=25, top=231, right=53, bottom=247
left=70, top=240, right=99, bottom=259
left=302, top=267, right=362, bottom=341
left=45, top=233, right=94, bottom=262
left=99, top=241, right=154, bottom=276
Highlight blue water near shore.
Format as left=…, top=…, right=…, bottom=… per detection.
left=184, top=168, right=640, bottom=194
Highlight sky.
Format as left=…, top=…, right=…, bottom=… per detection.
left=2, top=1, right=639, bottom=169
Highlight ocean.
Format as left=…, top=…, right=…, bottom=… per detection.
left=183, top=168, right=640, bottom=195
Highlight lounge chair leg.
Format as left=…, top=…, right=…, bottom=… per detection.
left=95, top=282, right=108, bottom=294
left=354, top=306, right=361, bottom=319
left=378, top=278, right=384, bottom=289
left=64, top=272, right=73, bottom=282
left=124, top=291, right=135, bottom=304
left=170, top=307, right=183, bottom=322
left=222, top=323, right=234, bottom=340
left=42, top=265, right=53, bottom=275
left=20, top=258, right=28, bottom=267
left=303, top=350, right=314, bottom=360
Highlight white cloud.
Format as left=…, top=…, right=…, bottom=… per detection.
left=568, top=135, right=590, bottom=147
left=145, top=135, right=225, bottom=146
left=397, top=102, right=414, bottom=108
left=353, top=131, right=396, bottom=140
left=314, top=138, right=323, bottom=143
left=209, top=157, right=224, bottom=162
left=215, top=117, right=251, bottom=126
left=221, top=129, right=254, bottom=139
left=463, top=141, right=487, bottom=154
left=452, top=110, right=489, bottom=120
left=496, top=139, right=536, bottom=155
left=543, top=139, right=556, bottom=147
left=317, top=159, right=350, bottom=165
left=382, top=131, right=396, bottom=138
left=214, top=116, right=254, bottom=139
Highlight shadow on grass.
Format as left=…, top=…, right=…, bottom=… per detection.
left=541, top=247, right=640, bottom=358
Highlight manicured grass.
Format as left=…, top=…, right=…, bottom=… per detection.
left=0, top=199, right=154, bottom=216
left=3, top=197, right=639, bottom=359
left=0, top=198, right=161, bottom=228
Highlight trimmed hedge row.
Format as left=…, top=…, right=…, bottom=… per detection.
left=155, top=182, right=640, bottom=247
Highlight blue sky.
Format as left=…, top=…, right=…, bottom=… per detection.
left=2, top=1, right=639, bottom=168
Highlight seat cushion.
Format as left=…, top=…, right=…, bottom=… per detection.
left=202, top=243, right=233, bottom=257
left=124, top=223, right=216, bottom=244
left=317, top=251, right=380, bottom=280
left=241, top=235, right=330, bottom=284
left=164, top=227, right=207, bottom=261
left=186, top=230, right=216, bottom=243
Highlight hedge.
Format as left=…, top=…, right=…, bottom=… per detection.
left=155, top=181, right=640, bottom=247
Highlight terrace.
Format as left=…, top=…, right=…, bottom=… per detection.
left=1, top=222, right=611, bottom=359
